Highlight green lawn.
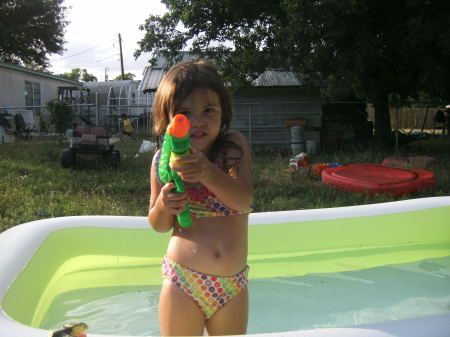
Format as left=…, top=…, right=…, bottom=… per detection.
left=1, top=135, right=449, bottom=232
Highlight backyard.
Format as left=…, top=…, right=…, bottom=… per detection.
left=1, top=134, right=449, bottom=232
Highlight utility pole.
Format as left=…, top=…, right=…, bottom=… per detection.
left=118, top=33, right=125, bottom=80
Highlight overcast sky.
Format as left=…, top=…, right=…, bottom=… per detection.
left=48, top=0, right=167, bottom=81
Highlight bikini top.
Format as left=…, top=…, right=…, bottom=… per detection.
left=154, top=150, right=252, bottom=218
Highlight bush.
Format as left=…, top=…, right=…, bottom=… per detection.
left=46, top=99, right=73, bottom=134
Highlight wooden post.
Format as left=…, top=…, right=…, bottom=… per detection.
left=421, top=105, right=429, bottom=132
left=248, top=104, right=252, bottom=153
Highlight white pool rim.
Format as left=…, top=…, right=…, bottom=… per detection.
left=1, top=196, right=450, bottom=337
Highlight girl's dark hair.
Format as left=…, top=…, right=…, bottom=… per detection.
left=152, top=60, right=242, bottom=170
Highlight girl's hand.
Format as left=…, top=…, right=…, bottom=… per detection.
left=170, top=149, right=212, bottom=183
left=159, top=182, right=188, bottom=215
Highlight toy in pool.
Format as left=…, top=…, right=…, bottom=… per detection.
left=0, top=197, right=449, bottom=337
left=50, top=322, right=88, bottom=337
left=321, top=164, right=436, bottom=196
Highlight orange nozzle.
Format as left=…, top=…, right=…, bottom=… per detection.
left=168, top=114, right=190, bottom=138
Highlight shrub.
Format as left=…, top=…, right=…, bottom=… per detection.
left=46, top=99, right=73, bottom=134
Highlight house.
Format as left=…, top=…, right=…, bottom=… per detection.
left=138, top=54, right=322, bottom=153
left=0, top=61, right=82, bottom=143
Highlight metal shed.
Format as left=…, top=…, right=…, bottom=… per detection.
left=139, top=58, right=322, bottom=153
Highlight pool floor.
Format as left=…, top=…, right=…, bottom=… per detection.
left=41, top=256, right=450, bottom=336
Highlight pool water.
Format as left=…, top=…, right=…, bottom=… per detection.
left=43, top=256, right=450, bottom=336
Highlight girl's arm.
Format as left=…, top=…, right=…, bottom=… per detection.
left=172, top=131, right=253, bottom=211
left=148, top=152, right=188, bottom=232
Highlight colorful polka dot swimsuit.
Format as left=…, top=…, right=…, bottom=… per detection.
left=162, top=256, right=249, bottom=319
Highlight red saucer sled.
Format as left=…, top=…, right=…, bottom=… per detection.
left=321, top=164, right=436, bottom=197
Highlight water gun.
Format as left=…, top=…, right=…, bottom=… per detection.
left=158, top=114, right=193, bottom=228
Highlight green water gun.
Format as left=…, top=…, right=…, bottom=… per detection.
left=158, top=114, right=192, bottom=228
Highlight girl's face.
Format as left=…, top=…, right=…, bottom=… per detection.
left=174, top=88, right=222, bottom=154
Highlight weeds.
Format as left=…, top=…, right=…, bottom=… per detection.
left=1, top=135, right=449, bottom=232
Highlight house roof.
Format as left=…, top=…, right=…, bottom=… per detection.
left=139, top=53, right=201, bottom=93
left=0, top=61, right=82, bottom=86
left=138, top=53, right=304, bottom=92
left=138, top=68, right=166, bottom=93
left=251, top=70, right=303, bottom=87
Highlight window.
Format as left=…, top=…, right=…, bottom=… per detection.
left=24, top=81, right=41, bottom=114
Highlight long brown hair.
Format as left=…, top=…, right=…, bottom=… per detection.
left=152, top=60, right=242, bottom=167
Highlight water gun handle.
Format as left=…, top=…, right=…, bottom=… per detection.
left=170, top=151, right=192, bottom=228
left=158, top=114, right=192, bottom=228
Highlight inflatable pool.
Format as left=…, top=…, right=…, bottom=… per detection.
left=1, top=197, right=450, bottom=337
left=322, top=164, right=436, bottom=196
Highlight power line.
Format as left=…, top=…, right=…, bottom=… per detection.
left=54, top=54, right=119, bottom=73
left=51, top=37, right=117, bottom=62
left=77, top=54, right=120, bottom=67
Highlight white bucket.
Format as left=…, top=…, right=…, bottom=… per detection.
left=306, top=140, right=319, bottom=155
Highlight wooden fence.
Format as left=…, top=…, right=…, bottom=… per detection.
left=367, top=107, right=441, bottom=131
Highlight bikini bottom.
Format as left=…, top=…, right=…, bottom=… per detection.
left=162, top=255, right=249, bottom=319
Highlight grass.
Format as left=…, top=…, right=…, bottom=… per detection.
left=1, top=134, right=449, bottom=232
left=252, top=139, right=450, bottom=212
left=0, top=136, right=152, bottom=232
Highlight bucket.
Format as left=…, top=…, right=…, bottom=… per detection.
left=306, top=140, right=319, bottom=155
left=290, top=126, right=305, bottom=154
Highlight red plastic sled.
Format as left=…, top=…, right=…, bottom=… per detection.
left=321, top=164, right=436, bottom=196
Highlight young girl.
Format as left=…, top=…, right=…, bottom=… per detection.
left=148, top=60, right=253, bottom=336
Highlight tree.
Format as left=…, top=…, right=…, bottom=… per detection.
left=81, top=69, right=97, bottom=82
left=113, top=72, right=136, bottom=80
left=135, top=0, right=450, bottom=144
left=0, top=0, right=68, bottom=69
left=58, top=68, right=97, bottom=82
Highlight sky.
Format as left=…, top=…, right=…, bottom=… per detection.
left=48, top=0, right=167, bottom=82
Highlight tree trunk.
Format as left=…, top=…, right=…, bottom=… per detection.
left=373, top=94, right=392, bottom=146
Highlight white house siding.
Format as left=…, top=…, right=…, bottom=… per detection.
left=0, top=64, right=81, bottom=109
left=0, top=62, right=82, bottom=141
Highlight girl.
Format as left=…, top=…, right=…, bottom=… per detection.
left=148, top=60, right=253, bottom=336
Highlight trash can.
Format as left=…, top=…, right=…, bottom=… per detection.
left=290, top=126, right=305, bottom=154
left=284, top=120, right=307, bottom=155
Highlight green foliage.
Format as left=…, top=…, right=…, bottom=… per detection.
left=46, top=99, right=73, bottom=134
left=0, top=0, right=68, bottom=68
left=58, top=68, right=97, bottom=82
left=1, top=136, right=449, bottom=233
left=135, top=0, right=450, bottom=142
left=113, top=73, right=136, bottom=80
left=81, top=69, right=98, bottom=82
